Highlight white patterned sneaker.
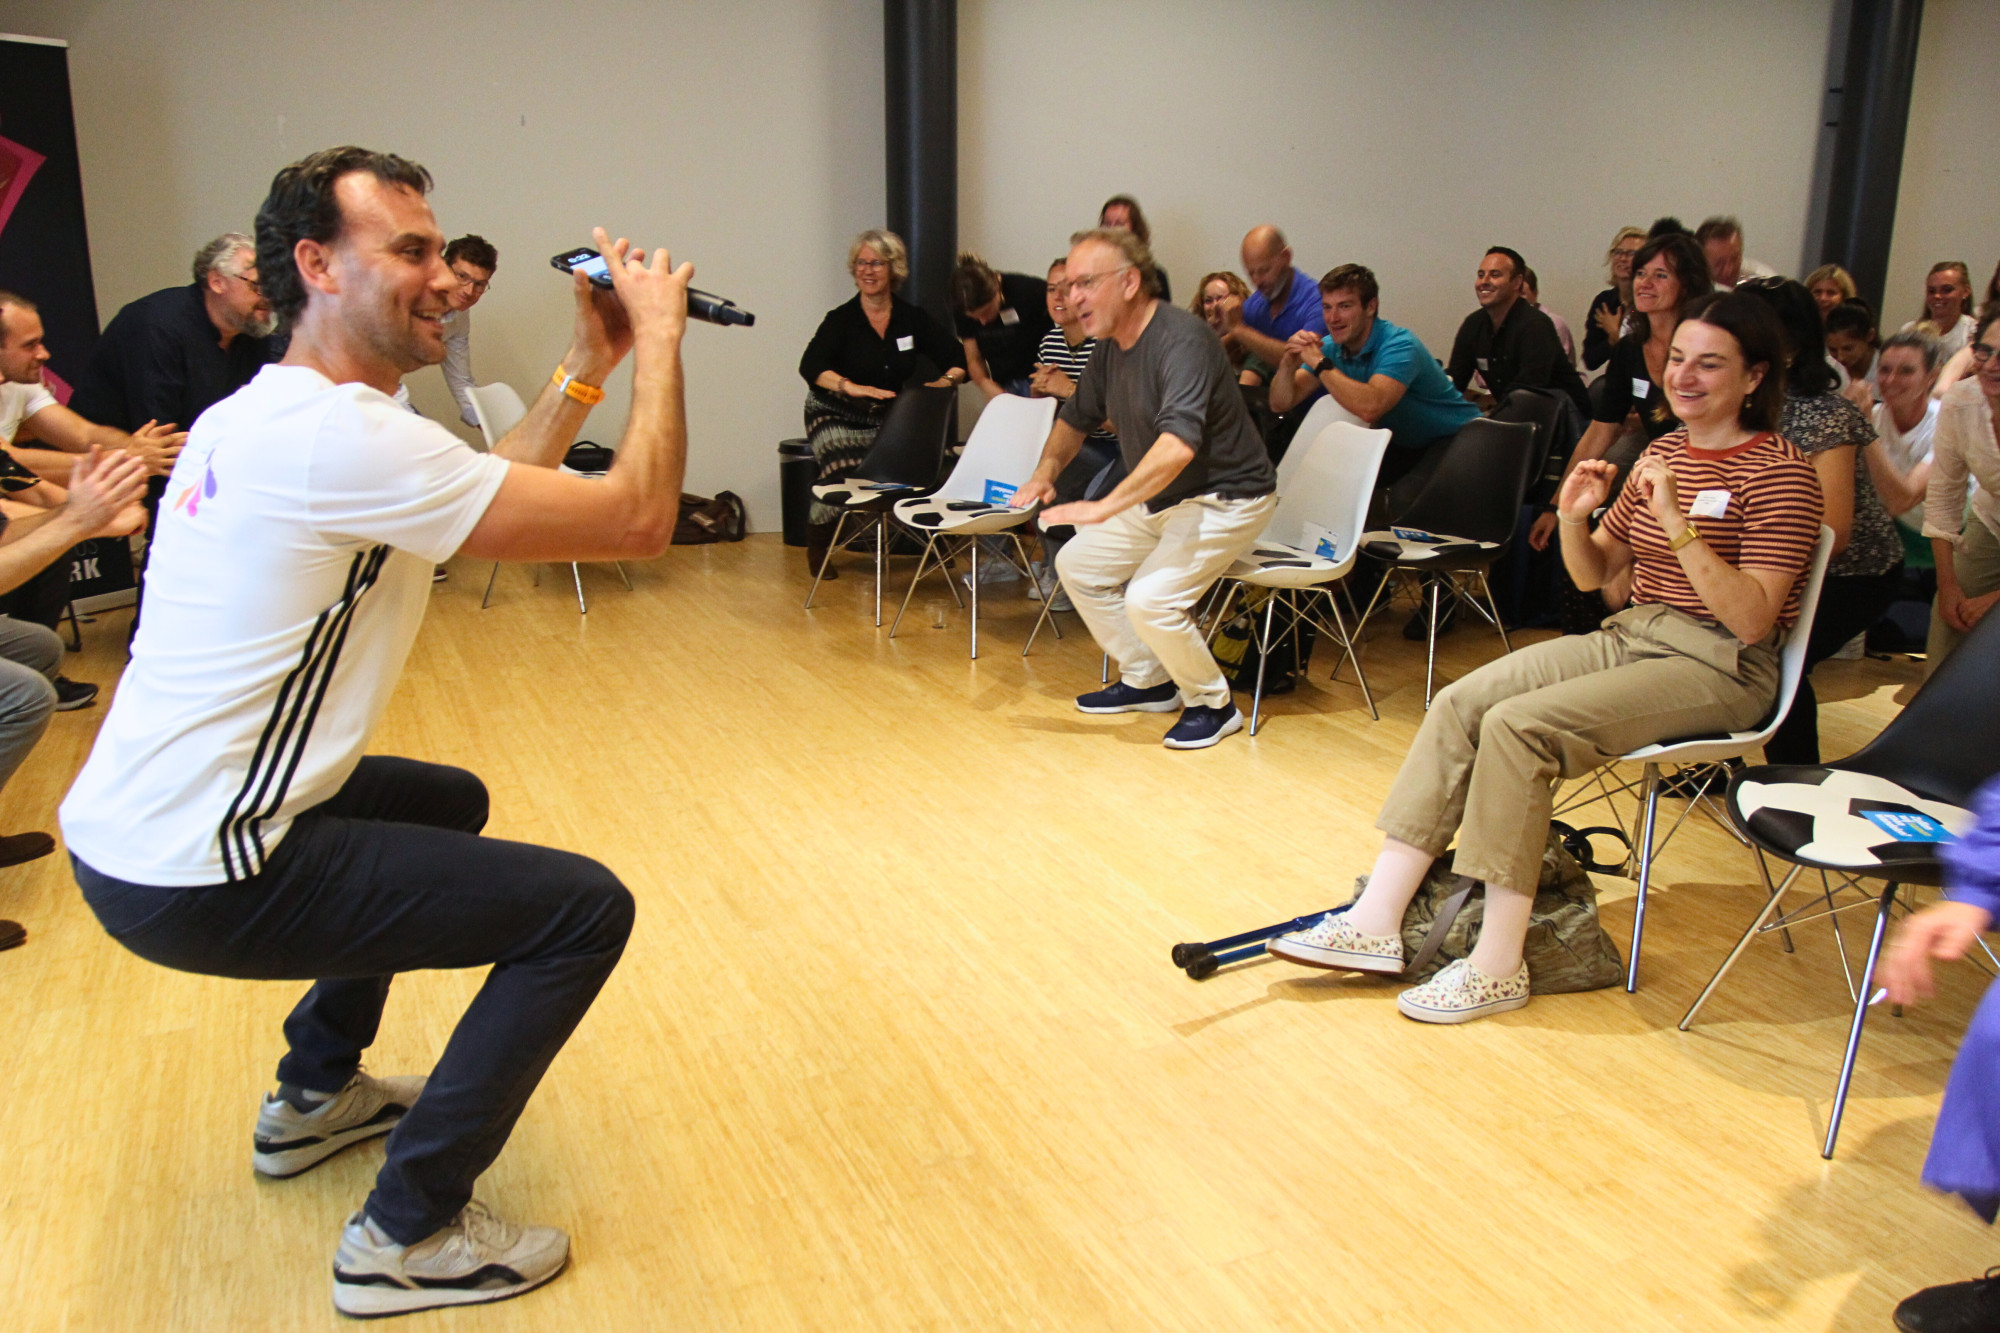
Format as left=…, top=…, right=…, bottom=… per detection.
left=1396, top=958, right=1531, bottom=1024
left=332, top=1200, right=569, bottom=1318
left=253, top=1071, right=425, bottom=1179
left=1266, top=912, right=1404, bottom=973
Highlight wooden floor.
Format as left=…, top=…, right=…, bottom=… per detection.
left=1, top=534, right=1989, bottom=1331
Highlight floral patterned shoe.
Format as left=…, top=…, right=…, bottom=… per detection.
left=1396, top=958, right=1530, bottom=1024
left=1267, top=912, right=1404, bottom=973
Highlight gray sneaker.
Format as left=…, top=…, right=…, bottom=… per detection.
left=332, top=1200, right=569, bottom=1319
left=252, top=1070, right=425, bottom=1179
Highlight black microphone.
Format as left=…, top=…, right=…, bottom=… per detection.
left=687, top=288, right=755, bottom=327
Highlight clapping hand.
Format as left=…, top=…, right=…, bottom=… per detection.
left=1629, top=454, right=1683, bottom=531
left=67, top=447, right=148, bottom=534
left=128, top=420, right=187, bottom=476
left=1281, top=329, right=1320, bottom=368
left=1028, top=362, right=1074, bottom=399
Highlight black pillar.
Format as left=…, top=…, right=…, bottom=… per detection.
left=884, top=0, right=956, bottom=327
left=1819, top=0, right=1924, bottom=315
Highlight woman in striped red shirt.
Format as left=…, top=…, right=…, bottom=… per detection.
left=1267, top=293, right=1823, bottom=1023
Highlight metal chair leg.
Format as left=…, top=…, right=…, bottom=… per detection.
left=1248, top=592, right=1276, bottom=735
left=1422, top=578, right=1442, bottom=709
left=1680, top=862, right=1804, bottom=1030
left=1323, top=585, right=1377, bottom=720
left=1627, top=763, right=1662, bottom=993
left=571, top=562, right=587, bottom=614
left=1022, top=588, right=1055, bottom=656
left=968, top=540, right=982, bottom=658
left=481, top=562, right=501, bottom=609
left=804, top=511, right=849, bottom=610
left=874, top=513, right=885, bottom=627
left=61, top=599, right=82, bottom=651
left=887, top=535, right=943, bottom=639
left=615, top=561, right=633, bottom=591
left=1011, top=533, right=1056, bottom=639
left=1823, top=881, right=1901, bottom=1159
left=1476, top=569, right=1511, bottom=654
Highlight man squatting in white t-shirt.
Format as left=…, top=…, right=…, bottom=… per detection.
left=60, top=147, right=692, bottom=1319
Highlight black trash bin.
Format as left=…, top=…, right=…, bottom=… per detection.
left=778, top=438, right=814, bottom=547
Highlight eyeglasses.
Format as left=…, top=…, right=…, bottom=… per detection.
left=227, top=271, right=262, bottom=294
left=1063, top=265, right=1131, bottom=297
left=853, top=259, right=889, bottom=271
left=1973, top=343, right=1998, bottom=363
left=453, top=271, right=491, bottom=295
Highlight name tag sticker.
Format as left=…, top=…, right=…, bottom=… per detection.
left=1860, top=810, right=1954, bottom=843
left=983, top=479, right=1018, bottom=505
left=1690, top=489, right=1732, bottom=519
left=1392, top=527, right=1442, bottom=544
left=896, top=335, right=914, bottom=351
left=999, top=308, right=1020, bottom=326
left=1476, top=358, right=1489, bottom=372
left=1632, top=376, right=1652, bottom=400
left=1301, top=522, right=1339, bottom=562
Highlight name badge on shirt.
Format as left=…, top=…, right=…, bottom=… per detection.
left=896, top=335, right=914, bottom=351
left=1632, top=376, right=1652, bottom=400
left=1476, top=358, right=1490, bottom=372
left=999, top=307, right=1020, bottom=326
left=1690, top=489, right=1731, bottom=519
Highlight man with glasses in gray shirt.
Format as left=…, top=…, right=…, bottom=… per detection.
left=1013, top=228, right=1275, bottom=750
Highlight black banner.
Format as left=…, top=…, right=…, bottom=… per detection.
left=0, top=35, right=98, bottom=396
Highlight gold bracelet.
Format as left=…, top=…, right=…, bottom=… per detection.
left=1668, top=524, right=1703, bottom=552
left=552, top=367, right=605, bottom=406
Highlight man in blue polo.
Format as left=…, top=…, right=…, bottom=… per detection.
left=1269, top=263, right=1476, bottom=516
left=1223, top=225, right=1328, bottom=456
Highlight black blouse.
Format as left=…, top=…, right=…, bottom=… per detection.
left=954, top=271, right=1053, bottom=385
left=1582, top=287, right=1625, bottom=371
left=799, top=295, right=965, bottom=393
left=1593, top=334, right=1678, bottom=442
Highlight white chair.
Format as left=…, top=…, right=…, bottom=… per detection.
left=885, top=394, right=1057, bottom=658
left=1207, top=420, right=1392, bottom=733
left=471, top=382, right=631, bottom=613
left=1551, top=525, right=1837, bottom=992
left=1272, top=393, right=1368, bottom=495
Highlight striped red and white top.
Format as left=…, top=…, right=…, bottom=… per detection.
left=1601, top=429, right=1824, bottom=632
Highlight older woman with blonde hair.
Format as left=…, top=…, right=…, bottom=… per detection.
left=1583, top=225, right=1645, bottom=371
left=797, top=228, right=965, bottom=573
left=1806, top=263, right=1858, bottom=318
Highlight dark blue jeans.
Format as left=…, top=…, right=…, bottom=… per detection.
left=74, top=756, right=634, bottom=1244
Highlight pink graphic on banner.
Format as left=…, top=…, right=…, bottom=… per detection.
left=0, top=134, right=46, bottom=238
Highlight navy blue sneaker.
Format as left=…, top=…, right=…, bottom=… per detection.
left=1163, top=704, right=1245, bottom=749
left=1075, top=680, right=1182, bottom=714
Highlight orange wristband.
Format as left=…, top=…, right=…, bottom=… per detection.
left=552, top=367, right=605, bottom=406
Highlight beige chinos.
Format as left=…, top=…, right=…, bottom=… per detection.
left=1926, top=512, right=2000, bottom=674
left=1055, top=491, right=1276, bottom=710
left=1377, top=603, right=1780, bottom=894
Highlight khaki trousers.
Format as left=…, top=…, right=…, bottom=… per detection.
left=1377, top=604, right=1780, bottom=894
left=1055, top=492, right=1276, bottom=709
left=1927, top=511, right=2000, bottom=675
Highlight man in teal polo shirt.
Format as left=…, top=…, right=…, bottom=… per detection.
left=1268, top=263, right=1477, bottom=516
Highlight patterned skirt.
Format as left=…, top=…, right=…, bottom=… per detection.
left=804, top=389, right=889, bottom=526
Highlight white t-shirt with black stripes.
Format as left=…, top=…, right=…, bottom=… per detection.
left=60, top=364, right=508, bottom=886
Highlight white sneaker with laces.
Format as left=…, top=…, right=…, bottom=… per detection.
left=253, top=1071, right=426, bottom=1179
left=332, top=1200, right=569, bottom=1318
left=1267, top=912, right=1404, bottom=973
left=1396, top=958, right=1531, bottom=1024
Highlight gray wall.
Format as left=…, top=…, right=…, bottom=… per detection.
left=1, top=0, right=1990, bottom=528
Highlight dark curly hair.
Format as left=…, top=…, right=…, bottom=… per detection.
left=254, top=146, right=433, bottom=331
left=444, top=233, right=498, bottom=271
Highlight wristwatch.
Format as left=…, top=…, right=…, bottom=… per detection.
left=1667, top=523, right=1702, bottom=552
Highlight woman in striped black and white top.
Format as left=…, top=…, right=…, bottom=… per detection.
left=1265, top=292, right=1823, bottom=1024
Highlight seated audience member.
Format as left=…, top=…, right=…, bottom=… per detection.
left=63, top=147, right=693, bottom=1317
left=68, top=232, right=269, bottom=489
left=1010, top=228, right=1275, bottom=751
left=439, top=234, right=497, bottom=428
left=1444, top=246, right=1588, bottom=416
left=1584, top=226, right=1645, bottom=373
left=1028, top=256, right=1120, bottom=599
left=1531, top=229, right=1711, bottom=550
left=0, top=448, right=146, bottom=954
left=797, top=229, right=966, bottom=574
left=1521, top=267, right=1575, bottom=368
left=1922, top=308, right=2000, bottom=674
left=1223, top=225, right=1325, bottom=379
left=1806, top=263, right=1858, bottom=318
left=1738, top=278, right=1898, bottom=766
left=1907, top=261, right=1977, bottom=360
left=1191, top=271, right=1271, bottom=386
left=952, top=253, right=1053, bottom=400
left=0, top=290, right=187, bottom=703
left=1854, top=329, right=1943, bottom=571
left=1937, top=263, right=2000, bottom=399
left=1098, top=194, right=1170, bottom=303
left=1268, top=294, right=1821, bottom=1022
left=1270, top=265, right=1478, bottom=517
left=1825, top=298, right=1879, bottom=399
left=1696, top=214, right=1774, bottom=290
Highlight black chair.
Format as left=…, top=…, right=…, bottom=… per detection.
left=1355, top=417, right=1539, bottom=707
left=1680, top=607, right=2000, bottom=1157
left=1490, top=388, right=1563, bottom=497
left=803, top=385, right=957, bottom=625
